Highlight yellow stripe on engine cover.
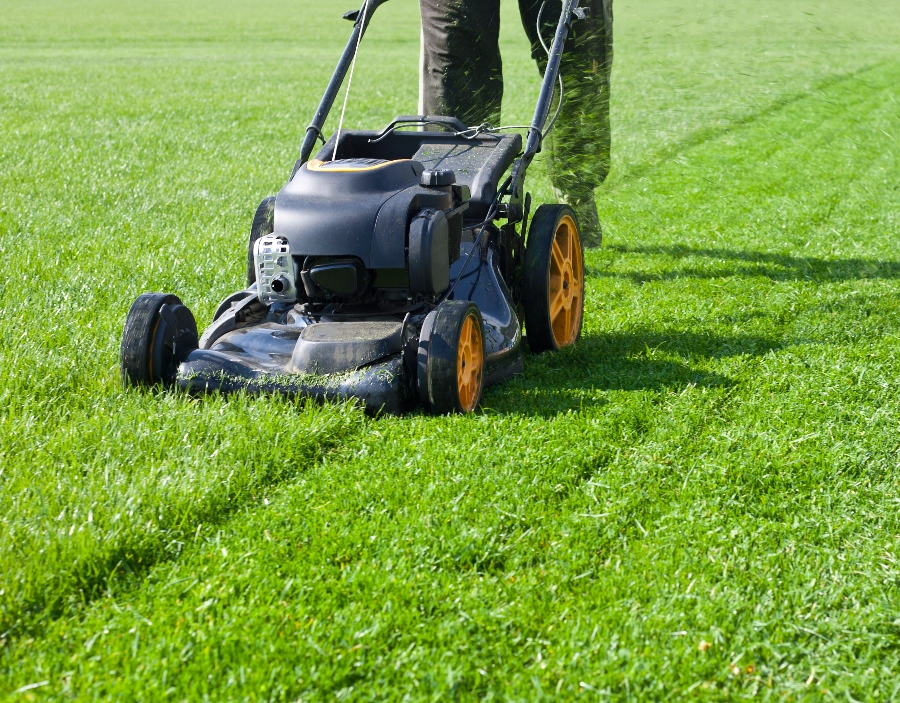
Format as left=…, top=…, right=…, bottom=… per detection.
left=306, top=159, right=410, bottom=173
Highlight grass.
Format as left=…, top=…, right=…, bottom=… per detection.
left=1, top=0, right=899, bottom=699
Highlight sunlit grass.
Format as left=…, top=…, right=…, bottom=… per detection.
left=1, top=0, right=899, bottom=699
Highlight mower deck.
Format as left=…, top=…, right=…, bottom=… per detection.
left=176, top=241, right=522, bottom=414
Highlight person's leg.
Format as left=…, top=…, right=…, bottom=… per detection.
left=519, top=0, right=613, bottom=246
left=419, top=0, right=503, bottom=127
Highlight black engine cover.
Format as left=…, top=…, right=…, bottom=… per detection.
left=275, top=158, right=425, bottom=269
left=408, top=209, right=450, bottom=295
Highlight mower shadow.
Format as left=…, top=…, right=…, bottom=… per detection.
left=484, top=328, right=780, bottom=417
left=592, top=244, right=900, bottom=284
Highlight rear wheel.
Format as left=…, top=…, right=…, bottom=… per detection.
left=418, top=300, right=485, bottom=414
left=120, top=293, right=198, bottom=387
left=523, top=204, right=584, bottom=353
left=247, top=196, right=276, bottom=287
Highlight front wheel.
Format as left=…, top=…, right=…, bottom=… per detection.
left=418, top=300, right=485, bottom=414
left=523, top=204, right=585, bottom=353
left=120, top=293, right=198, bottom=387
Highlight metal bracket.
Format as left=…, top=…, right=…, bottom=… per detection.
left=306, top=124, right=325, bottom=145
left=343, top=9, right=359, bottom=21
left=573, top=7, right=590, bottom=20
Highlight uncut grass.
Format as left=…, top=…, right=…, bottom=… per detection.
left=2, top=0, right=900, bottom=699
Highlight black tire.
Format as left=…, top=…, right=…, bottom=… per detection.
left=120, top=293, right=198, bottom=387
left=247, top=195, right=276, bottom=287
left=417, top=300, right=485, bottom=414
left=523, top=204, right=585, bottom=353
left=212, top=289, right=255, bottom=323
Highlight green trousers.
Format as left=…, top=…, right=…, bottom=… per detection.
left=418, top=0, right=613, bottom=196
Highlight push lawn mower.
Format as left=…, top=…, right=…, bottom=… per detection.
left=120, top=0, right=589, bottom=414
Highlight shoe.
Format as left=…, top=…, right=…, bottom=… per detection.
left=554, top=187, right=602, bottom=247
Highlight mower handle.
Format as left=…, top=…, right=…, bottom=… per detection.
left=508, top=0, right=584, bottom=203
left=343, top=0, right=391, bottom=21
left=367, top=115, right=470, bottom=144
left=293, top=0, right=392, bottom=175
left=292, top=0, right=580, bottom=197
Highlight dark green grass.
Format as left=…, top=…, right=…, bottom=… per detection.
left=1, top=0, right=900, bottom=699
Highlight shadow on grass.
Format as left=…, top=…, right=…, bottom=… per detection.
left=594, top=244, right=900, bottom=284
left=486, top=328, right=780, bottom=416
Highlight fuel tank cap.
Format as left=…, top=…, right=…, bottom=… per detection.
left=420, top=169, right=456, bottom=187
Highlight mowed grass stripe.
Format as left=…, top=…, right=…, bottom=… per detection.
left=4, top=59, right=899, bottom=699
left=0, top=393, right=364, bottom=637
left=0, top=409, right=659, bottom=700
left=614, top=58, right=891, bottom=188
left=603, top=61, right=898, bottom=260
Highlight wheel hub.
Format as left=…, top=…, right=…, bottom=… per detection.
left=545, top=214, right=583, bottom=348
left=560, top=262, right=574, bottom=310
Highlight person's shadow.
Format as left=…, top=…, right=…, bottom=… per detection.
left=484, top=328, right=773, bottom=416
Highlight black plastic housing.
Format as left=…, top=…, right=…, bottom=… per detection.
left=315, top=130, right=521, bottom=221
left=275, top=159, right=423, bottom=269
left=408, top=209, right=450, bottom=295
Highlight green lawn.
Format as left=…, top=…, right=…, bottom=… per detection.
left=1, top=0, right=899, bottom=699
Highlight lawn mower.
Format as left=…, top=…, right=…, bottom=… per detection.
left=120, top=0, right=588, bottom=414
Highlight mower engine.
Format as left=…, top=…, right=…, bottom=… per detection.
left=254, top=235, right=298, bottom=305
left=270, top=158, right=466, bottom=310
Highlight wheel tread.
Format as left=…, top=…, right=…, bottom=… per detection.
left=247, top=195, right=276, bottom=287
left=120, top=293, right=180, bottom=386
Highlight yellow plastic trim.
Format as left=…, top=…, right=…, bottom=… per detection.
left=306, top=159, right=410, bottom=173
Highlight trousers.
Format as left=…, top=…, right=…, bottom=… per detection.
left=418, top=0, right=613, bottom=196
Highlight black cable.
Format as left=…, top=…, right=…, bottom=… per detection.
left=437, top=177, right=512, bottom=304
left=454, top=123, right=536, bottom=140
left=305, top=125, right=326, bottom=145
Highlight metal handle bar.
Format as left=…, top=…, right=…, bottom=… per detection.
left=292, top=0, right=581, bottom=194
left=507, top=0, right=582, bottom=200
left=292, top=0, right=393, bottom=176
left=367, top=115, right=471, bottom=144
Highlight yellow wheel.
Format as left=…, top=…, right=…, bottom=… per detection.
left=418, top=300, right=485, bottom=414
left=524, top=205, right=585, bottom=352
left=456, top=312, right=484, bottom=412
